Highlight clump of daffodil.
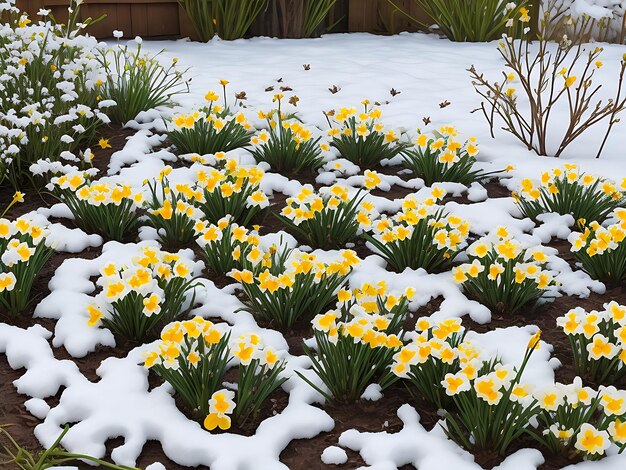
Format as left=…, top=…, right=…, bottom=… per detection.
left=0, top=216, right=54, bottom=315
left=87, top=246, right=200, bottom=340
left=144, top=320, right=286, bottom=430
left=453, top=227, right=556, bottom=315
left=0, top=3, right=111, bottom=188
left=168, top=83, right=253, bottom=156
left=47, top=170, right=144, bottom=242
left=514, top=165, right=625, bottom=230
left=299, top=281, right=414, bottom=403
left=401, top=126, right=494, bottom=185
left=248, top=94, right=326, bottom=173
left=98, top=39, right=190, bottom=124
left=143, top=166, right=203, bottom=248
left=195, top=216, right=261, bottom=276
left=557, top=302, right=626, bottom=385
left=528, top=380, right=626, bottom=460
left=390, top=317, right=489, bottom=409
left=569, top=208, right=626, bottom=285
left=324, top=101, right=408, bottom=168
left=276, top=170, right=381, bottom=249
left=194, top=159, right=268, bottom=226
left=362, top=187, right=469, bottom=272
left=442, top=330, right=542, bottom=455
left=230, top=245, right=360, bottom=329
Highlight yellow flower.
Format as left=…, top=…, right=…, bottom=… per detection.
left=87, top=305, right=103, bottom=327
left=474, top=376, right=502, bottom=405
left=442, top=373, right=469, bottom=396
left=608, top=419, right=626, bottom=444
left=574, top=424, right=609, bottom=455
left=98, top=138, right=112, bottom=149
left=364, top=170, right=381, bottom=190
left=205, top=91, right=219, bottom=102
left=565, top=76, right=577, bottom=88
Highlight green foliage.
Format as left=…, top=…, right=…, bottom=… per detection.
left=178, top=0, right=267, bottom=41
left=98, top=42, right=189, bottom=124
left=275, top=185, right=371, bottom=249
left=300, top=285, right=410, bottom=403
left=442, top=337, right=540, bottom=455
left=401, top=130, right=490, bottom=185
left=363, top=193, right=468, bottom=272
left=249, top=97, right=325, bottom=173
left=91, top=251, right=199, bottom=341
left=49, top=172, right=142, bottom=242
left=0, top=424, right=139, bottom=470
left=144, top=174, right=201, bottom=248
left=387, top=0, right=527, bottom=42
left=168, top=88, right=253, bottom=156
left=569, top=212, right=626, bottom=286
left=455, top=231, right=556, bottom=315
left=515, top=168, right=625, bottom=229
left=193, top=161, right=268, bottom=226
left=0, top=219, right=54, bottom=316
left=326, top=105, right=408, bottom=168
left=148, top=320, right=232, bottom=417
left=302, top=0, right=338, bottom=37
left=231, top=246, right=358, bottom=329
left=0, top=4, right=106, bottom=188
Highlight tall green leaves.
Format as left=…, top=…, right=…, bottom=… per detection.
left=302, top=0, right=338, bottom=37
left=98, top=42, right=190, bottom=124
left=179, top=0, right=268, bottom=41
left=387, top=0, right=527, bottom=42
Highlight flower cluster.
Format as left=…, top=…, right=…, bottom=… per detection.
left=168, top=84, right=253, bottom=156
left=363, top=188, right=469, bottom=272
left=401, top=127, right=487, bottom=185
left=514, top=165, right=625, bottom=228
left=569, top=209, right=626, bottom=285
left=195, top=216, right=260, bottom=275
left=230, top=247, right=360, bottom=328
left=0, top=5, right=111, bottom=187
left=529, top=380, right=626, bottom=458
left=558, top=302, right=626, bottom=385
left=248, top=95, right=325, bottom=172
left=195, top=160, right=268, bottom=226
left=390, top=317, right=483, bottom=408
left=301, top=282, right=413, bottom=403
left=454, top=227, right=556, bottom=315
left=98, top=38, right=189, bottom=124
left=325, top=102, right=407, bottom=167
left=0, top=216, right=54, bottom=315
left=441, top=331, right=542, bottom=455
left=277, top=173, right=380, bottom=249
left=144, top=167, right=203, bottom=247
left=144, top=318, right=286, bottom=430
left=48, top=171, right=144, bottom=241
left=87, top=246, right=199, bottom=340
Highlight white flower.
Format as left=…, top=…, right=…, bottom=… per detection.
left=113, top=30, right=124, bottom=39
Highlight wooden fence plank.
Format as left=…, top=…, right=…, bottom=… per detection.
left=14, top=0, right=428, bottom=39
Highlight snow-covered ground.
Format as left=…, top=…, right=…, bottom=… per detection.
left=3, top=32, right=626, bottom=470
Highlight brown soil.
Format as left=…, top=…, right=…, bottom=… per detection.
left=280, top=385, right=435, bottom=470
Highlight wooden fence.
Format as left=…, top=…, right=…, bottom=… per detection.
left=15, top=0, right=429, bottom=39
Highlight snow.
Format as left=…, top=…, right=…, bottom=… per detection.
left=321, top=446, right=349, bottom=465
left=2, top=26, right=626, bottom=470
